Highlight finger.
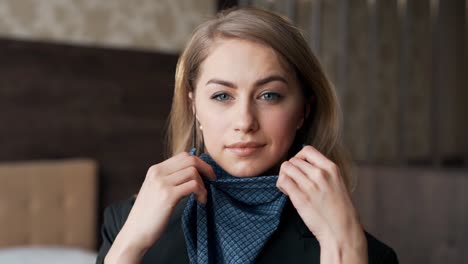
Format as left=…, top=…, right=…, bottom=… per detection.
left=174, top=179, right=207, bottom=204
left=180, top=155, right=217, bottom=180
left=295, top=145, right=338, bottom=175
left=150, top=152, right=216, bottom=180
left=276, top=171, right=292, bottom=195
left=280, top=160, right=320, bottom=193
left=289, top=157, right=328, bottom=187
left=277, top=173, right=309, bottom=208
left=166, top=166, right=203, bottom=186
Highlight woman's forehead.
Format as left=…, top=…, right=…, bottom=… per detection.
left=197, top=37, right=295, bottom=83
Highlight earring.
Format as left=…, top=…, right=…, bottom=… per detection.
left=189, top=117, right=197, bottom=156
left=199, top=123, right=205, bottom=154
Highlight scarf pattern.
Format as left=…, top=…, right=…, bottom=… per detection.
left=182, top=154, right=287, bottom=264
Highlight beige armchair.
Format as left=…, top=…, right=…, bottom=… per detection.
left=0, top=159, right=97, bottom=251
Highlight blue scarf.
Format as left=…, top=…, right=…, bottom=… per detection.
left=181, top=154, right=288, bottom=264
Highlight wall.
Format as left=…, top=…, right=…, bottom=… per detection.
left=353, top=166, right=468, bottom=263
left=0, top=0, right=215, bottom=52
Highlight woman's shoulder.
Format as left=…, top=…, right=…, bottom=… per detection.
left=101, top=195, right=189, bottom=231
left=104, top=196, right=136, bottom=214
left=101, top=197, right=137, bottom=232
left=104, top=197, right=135, bottom=222
left=95, top=197, right=138, bottom=264
left=364, top=231, right=399, bottom=263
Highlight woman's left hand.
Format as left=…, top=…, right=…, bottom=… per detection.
left=276, top=145, right=367, bottom=264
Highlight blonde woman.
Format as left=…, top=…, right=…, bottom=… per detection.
left=97, top=7, right=397, bottom=264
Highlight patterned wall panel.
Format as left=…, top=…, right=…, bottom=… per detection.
left=345, top=0, right=371, bottom=162
left=374, top=0, right=399, bottom=163
left=0, top=0, right=215, bottom=52
left=437, top=0, right=465, bottom=160
left=405, top=0, right=432, bottom=162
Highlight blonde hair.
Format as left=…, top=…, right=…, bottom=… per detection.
left=167, top=7, right=355, bottom=191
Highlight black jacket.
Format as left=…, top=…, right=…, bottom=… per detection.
left=96, top=197, right=398, bottom=263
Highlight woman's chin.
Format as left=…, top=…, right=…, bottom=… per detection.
left=207, top=148, right=282, bottom=177
left=222, top=161, right=273, bottom=178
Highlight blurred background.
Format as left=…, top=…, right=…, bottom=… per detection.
left=0, top=0, right=466, bottom=263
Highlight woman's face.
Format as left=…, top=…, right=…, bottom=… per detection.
left=193, top=38, right=306, bottom=177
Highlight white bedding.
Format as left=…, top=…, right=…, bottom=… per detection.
left=0, top=246, right=97, bottom=264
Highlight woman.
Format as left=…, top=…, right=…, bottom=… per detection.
left=97, top=7, right=398, bottom=264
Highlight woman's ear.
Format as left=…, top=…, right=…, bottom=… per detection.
left=297, top=97, right=313, bottom=130
left=305, top=101, right=311, bottom=119
left=189, top=91, right=201, bottom=121
left=188, top=92, right=196, bottom=115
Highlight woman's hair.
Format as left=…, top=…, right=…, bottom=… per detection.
left=167, top=7, right=356, bottom=191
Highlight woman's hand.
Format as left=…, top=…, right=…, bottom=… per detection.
left=276, top=145, right=367, bottom=264
left=105, top=152, right=216, bottom=264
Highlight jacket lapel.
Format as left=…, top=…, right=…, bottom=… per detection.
left=143, top=198, right=320, bottom=264
left=255, top=200, right=320, bottom=263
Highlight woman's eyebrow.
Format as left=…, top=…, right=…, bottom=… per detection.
left=206, top=79, right=236, bottom=88
left=254, top=75, right=288, bottom=86
left=205, top=75, right=288, bottom=88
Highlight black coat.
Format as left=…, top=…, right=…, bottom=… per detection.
left=96, top=197, right=398, bottom=263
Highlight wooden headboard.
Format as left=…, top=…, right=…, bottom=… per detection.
left=0, top=159, right=97, bottom=250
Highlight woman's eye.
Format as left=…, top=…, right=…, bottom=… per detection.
left=211, top=93, right=232, bottom=101
left=259, top=92, right=282, bottom=101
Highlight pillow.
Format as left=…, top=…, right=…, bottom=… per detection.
left=0, top=246, right=97, bottom=264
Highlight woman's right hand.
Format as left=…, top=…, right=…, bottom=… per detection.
left=104, top=152, right=216, bottom=264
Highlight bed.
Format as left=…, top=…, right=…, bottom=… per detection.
left=0, top=158, right=98, bottom=263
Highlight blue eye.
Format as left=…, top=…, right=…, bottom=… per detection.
left=260, top=92, right=281, bottom=101
left=211, top=93, right=232, bottom=101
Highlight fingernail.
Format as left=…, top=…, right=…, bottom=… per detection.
left=189, top=148, right=197, bottom=156
left=211, top=169, right=217, bottom=179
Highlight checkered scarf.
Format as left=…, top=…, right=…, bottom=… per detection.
left=182, top=154, right=287, bottom=264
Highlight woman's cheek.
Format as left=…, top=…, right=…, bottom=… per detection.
left=202, top=115, right=229, bottom=150
left=264, top=109, right=300, bottom=142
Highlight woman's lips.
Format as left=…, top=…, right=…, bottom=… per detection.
left=225, top=142, right=265, bottom=157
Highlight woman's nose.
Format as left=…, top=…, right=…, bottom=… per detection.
left=233, top=99, right=259, bottom=133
